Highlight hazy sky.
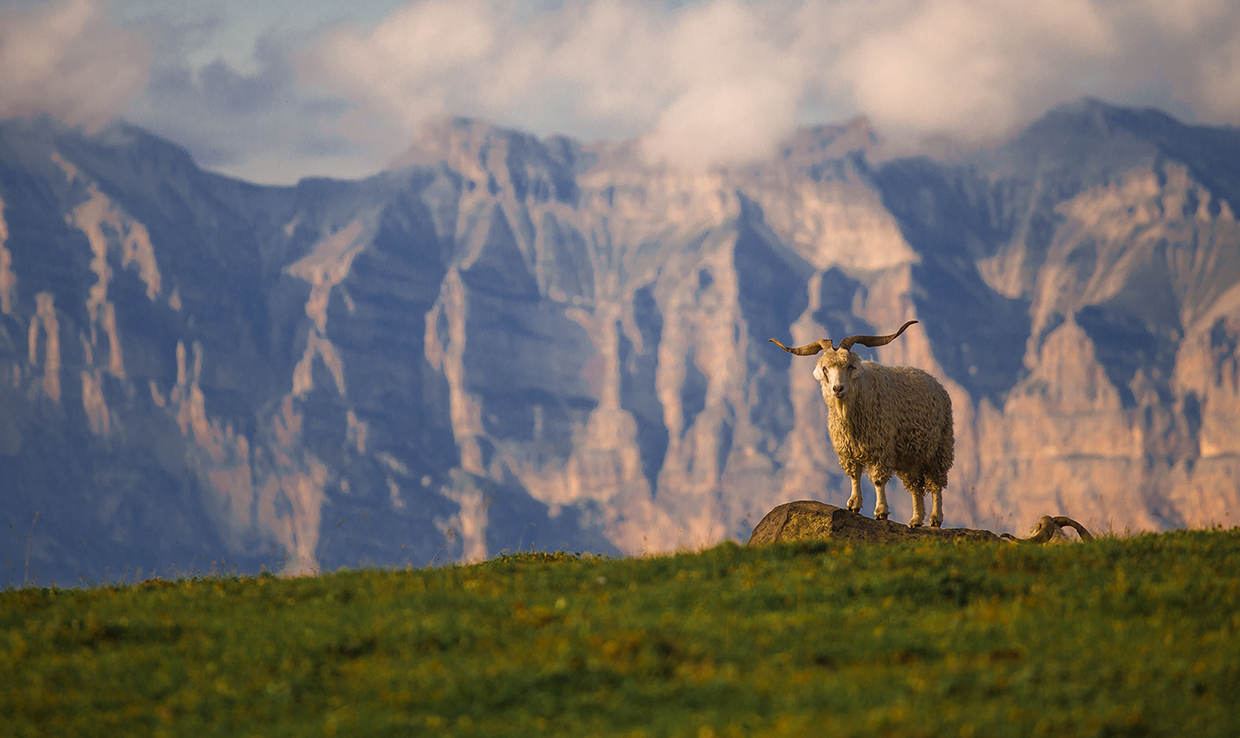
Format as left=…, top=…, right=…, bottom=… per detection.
left=2, top=0, right=1239, bottom=184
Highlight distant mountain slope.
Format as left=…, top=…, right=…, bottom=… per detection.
left=2, top=102, right=1238, bottom=584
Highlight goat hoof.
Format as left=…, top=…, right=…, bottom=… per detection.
left=875, top=512, right=889, bottom=521
left=908, top=521, right=923, bottom=529
left=930, top=520, right=942, bottom=528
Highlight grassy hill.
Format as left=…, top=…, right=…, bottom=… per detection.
left=3, top=530, right=1239, bottom=737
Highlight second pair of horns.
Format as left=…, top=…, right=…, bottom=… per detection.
left=769, top=320, right=919, bottom=356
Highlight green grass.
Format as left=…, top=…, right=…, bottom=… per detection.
left=3, top=530, right=1240, bottom=737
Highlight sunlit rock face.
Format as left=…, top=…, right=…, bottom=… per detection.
left=873, top=101, right=1240, bottom=532
left=2, top=100, right=1239, bottom=583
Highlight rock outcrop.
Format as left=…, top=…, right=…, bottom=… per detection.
left=746, top=500, right=999, bottom=545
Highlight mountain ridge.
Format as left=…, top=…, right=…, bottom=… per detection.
left=2, top=101, right=1239, bottom=583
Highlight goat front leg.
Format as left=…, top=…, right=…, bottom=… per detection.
left=929, top=484, right=943, bottom=528
left=846, top=475, right=864, bottom=514
left=873, top=477, right=890, bottom=521
left=872, top=473, right=892, bottom=520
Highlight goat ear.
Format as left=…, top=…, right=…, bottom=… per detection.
left=812, top=365, right=824, bottom=382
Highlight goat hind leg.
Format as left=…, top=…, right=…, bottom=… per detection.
left=929, top=484, right=943, bottom=528
left=908, top=486, right=926, bottom=528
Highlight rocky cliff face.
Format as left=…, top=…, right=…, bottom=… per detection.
left=2, top=101, right=1239, bottom=583
left=872, top=102, right=1240, bottom=532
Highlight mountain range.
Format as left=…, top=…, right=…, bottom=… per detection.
left=2, top=99, right=1238, bottom=584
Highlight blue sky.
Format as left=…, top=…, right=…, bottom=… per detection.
left=2, top=0, right=1238, bottom=184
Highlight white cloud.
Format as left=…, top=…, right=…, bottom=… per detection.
left=300, top=0, right=1240, bottom=170
left=0, top=0, right=151, bottom=131
left=834, top=0, right=1117, bottom=145
left=299, top=0, right=817, bottom=168
left=640, top=0, right=806, bottom=166
left=8, top=0, right=1240, bottom=181
left=303, top=0, right=505, bottom=130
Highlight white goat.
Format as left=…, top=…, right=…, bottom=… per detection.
left=771, top=320, right=954, bottom=528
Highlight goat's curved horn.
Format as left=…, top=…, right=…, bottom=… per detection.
left=1027, top=515, right=1058, bottom=544
left=838, top=320, right=919, bottom=352
left=1002, top=515, right=1092, bottom=544
left=769, top=338, right=835, bottom=355
left=1001, top=515, right=1057, bottom=544
left=1051, top=516, right=1094, bottom=541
